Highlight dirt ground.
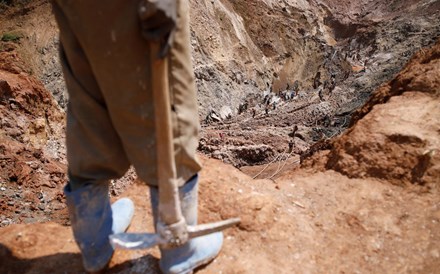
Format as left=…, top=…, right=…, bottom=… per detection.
left=1, top=0, right=440, bottom=273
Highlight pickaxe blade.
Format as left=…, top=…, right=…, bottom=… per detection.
left=109, top=217, right=240, bottom=250
left=109, top=232, right=162, bottom=250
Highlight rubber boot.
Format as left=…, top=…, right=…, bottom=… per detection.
left=150, top=175, right=223, bottom=274
left=65, top=181, right=134, bottom=272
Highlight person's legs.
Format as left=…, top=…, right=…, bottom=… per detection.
left=52, top=0, right=201, bottom=187
left=53, top=0, right=220, bottom=271
left=52, top=2, right=134, bottom=272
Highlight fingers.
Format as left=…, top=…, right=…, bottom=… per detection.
left=138, top=0, right=176, bottom=57
left=140, top=13, right=175, bottom=40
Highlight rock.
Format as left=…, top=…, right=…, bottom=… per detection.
left=219, top=106, right=233, bottom=120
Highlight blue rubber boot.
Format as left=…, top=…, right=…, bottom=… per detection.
left=65, top=181, right=134, bottom=272
left=150, top=175, right=223, bottom=274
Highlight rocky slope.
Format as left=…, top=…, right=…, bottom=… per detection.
left=1, top=0, right=439, bottom=168
left=1, top=39, right=439, bottom=273
left=191, top=0, right=440, bottom=114
left=0, top=44, right=67, bottom=226
left=195, top=0, right=440, bottom=167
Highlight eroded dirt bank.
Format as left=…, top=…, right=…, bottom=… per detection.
left=0, top=45, right=68, bottom=226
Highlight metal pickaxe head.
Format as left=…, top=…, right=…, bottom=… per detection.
left=110, top=217, right=240, bottom=250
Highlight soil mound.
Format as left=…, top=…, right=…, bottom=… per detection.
left=0, top=48, right=68, bottom=226
left=304, top=40, right=440, bottom=188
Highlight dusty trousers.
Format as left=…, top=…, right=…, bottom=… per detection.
left=52, top=0, right=202, bottom=186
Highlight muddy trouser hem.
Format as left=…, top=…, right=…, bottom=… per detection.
left=52, top=0, right=202, bottom=187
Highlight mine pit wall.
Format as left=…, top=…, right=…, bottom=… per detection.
left=191, top=0, right=335, bottom=118
left=2, top=0, right=439, bottom=135
left=191, top=0, right=440, bottom=120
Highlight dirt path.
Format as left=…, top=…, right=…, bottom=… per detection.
left=1, top=157, right=439, bottom=273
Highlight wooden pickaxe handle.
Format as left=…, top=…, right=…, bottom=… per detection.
left=150, top=42, right=185, bottom=228
left=109, top=44, right=241, bottom=250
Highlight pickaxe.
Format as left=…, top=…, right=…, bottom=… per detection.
left=109, top=38, right=240, bottom=250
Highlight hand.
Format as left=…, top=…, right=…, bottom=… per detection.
left=138, top=0, right=177, bottom=58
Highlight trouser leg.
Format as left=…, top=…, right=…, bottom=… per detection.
left=52, top=4, right=136, bottom=271
left=53, top=0, right=201, bottom=187
left=168, top=0, right=202, bottom=186
left=52, top=2, right=131, bottom=183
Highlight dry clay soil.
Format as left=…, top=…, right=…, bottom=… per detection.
left=1, top=4, right=440, bottom=274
